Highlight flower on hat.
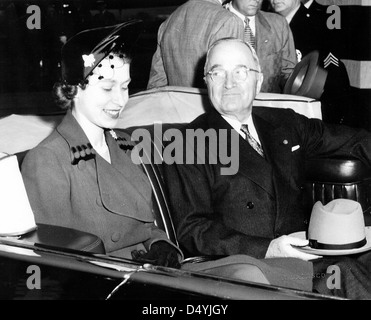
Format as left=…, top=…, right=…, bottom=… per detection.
left=82, top=54, right=95, bottom=68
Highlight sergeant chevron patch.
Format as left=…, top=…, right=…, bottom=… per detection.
left=324, top=52, right=339, bottom=68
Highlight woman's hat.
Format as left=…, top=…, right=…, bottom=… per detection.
left=61, top=20, right=144, bottom=85
left=308, top=199, right=366, bottom=250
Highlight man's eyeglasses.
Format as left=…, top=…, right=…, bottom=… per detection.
left=205, top=66, right=260, bottom=84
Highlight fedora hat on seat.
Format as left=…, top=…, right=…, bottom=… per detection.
left=308, top=199, right=367, bottom=250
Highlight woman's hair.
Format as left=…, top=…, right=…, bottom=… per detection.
left=53, top=50, right=131, bottom=110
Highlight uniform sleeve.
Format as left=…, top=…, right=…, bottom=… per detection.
left=21, top=147, right=73, bottom=227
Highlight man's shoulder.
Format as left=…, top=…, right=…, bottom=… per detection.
left=174, top=0, right=221, bottom=12
left=170, top=0, right=235, bottom=19
left=259, top=10, right=288, bottom=25
left=187, top=112, right=211, bottom=130
left=253, top=106, right=300, bottom=123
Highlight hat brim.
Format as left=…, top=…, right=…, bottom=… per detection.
left=283, top=50, right=328, bottom=100
left=289, top=226, right=371, bottom=256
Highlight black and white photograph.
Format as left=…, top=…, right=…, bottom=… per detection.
left=0, top=0, right=370, bottom=305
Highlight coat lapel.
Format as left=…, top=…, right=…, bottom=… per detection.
left=253, top=110, right=293, bottom=216
left=57, top=113, right=153, bottom=222
left=207, top=111, right=275, bottom=197
left=95, top=130, right=153, bottom=221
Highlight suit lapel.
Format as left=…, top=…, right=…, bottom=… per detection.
left=207, top=111, right=275, bottom=197
left=105, top=130, right=150, bottom=194
left=57, top=112, right=153, bottom=221
left=253, top=110, right=293, bottom=216
left=95, top=131, right=153, bottom=222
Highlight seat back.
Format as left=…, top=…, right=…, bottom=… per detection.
left=124, top=123, right=183, bottom=246
left=305, top=157, right=371, bottom=226
left=140, top=151, right=179, bottom=246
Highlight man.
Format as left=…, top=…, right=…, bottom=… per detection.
left=147, top=0, right=244, bottom=89
left=224, top=0, right=297, bottom=93
left=163, top=38, right=371, bottom=298
left=270, top=0, right=352, bottom=125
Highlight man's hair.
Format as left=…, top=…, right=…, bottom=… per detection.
left=204, top=37, right=261, bottom=74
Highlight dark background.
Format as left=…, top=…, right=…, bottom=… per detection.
left=0, top=0, right=188, bottom=94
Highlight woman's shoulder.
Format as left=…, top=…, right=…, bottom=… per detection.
left=23, top=129, right=70, bottom=167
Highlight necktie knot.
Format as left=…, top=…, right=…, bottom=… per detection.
left=240, top=124, right=264, bottom=158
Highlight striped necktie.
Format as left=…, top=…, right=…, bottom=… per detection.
left=241, top=124, right=264, bottom=157
left=244, top=17, right=255, bottom=49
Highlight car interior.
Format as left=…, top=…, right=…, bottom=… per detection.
left=0, top=0, right=370, bottom=300
left=2, top=86, right=370, bottom=298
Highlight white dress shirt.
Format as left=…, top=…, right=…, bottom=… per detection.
left=304, top=0, right=314, bottom=9
left=222, top=114, right=261, bottom=145
left=224, top=2, right=256, bottom=36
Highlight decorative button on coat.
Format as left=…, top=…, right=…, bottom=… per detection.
left=111, top=232, right=120, bottom=242
left=247, top=201, right=254, bottom=209
left=77, top=160, right=86, bottom=170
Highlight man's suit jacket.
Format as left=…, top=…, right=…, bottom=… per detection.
left=254, top=11, right=297, bottom=93
left=163, top=107, right=371, bottom=259
left=147, top=0, right=244, bottom=89
left=21, top=111, right=180, bottom=259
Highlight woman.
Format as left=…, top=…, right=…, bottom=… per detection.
left=21, top=21, right=181, bottom=267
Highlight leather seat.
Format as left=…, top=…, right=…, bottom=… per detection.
left=305, top=157, right=371, bottom=226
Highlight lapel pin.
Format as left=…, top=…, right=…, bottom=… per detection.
left=283, top=140, right=288, bottom=145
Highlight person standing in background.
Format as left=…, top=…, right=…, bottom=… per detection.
left=224, top=0, right=297, bottom=93
left=270, top=0, right=353, bottom=125
left=147, top=0, right=245, bottom=89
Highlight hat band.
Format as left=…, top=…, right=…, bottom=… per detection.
left=309, top=237, right=367, bottom=250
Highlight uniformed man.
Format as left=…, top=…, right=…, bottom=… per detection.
left=270, top=0, right=353, bottom=125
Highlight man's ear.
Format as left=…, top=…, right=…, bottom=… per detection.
left=255, top=72, right=264, bottom=94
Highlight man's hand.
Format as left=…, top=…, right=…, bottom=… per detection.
left=265, top=235, right=321, bottom=261
left=131, top=241, right=181, bottom=268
